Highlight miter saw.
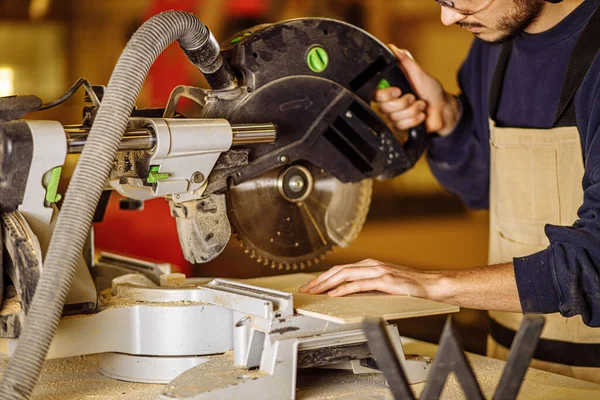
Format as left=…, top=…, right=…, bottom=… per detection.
left=0, top=12, right=446, bottom=399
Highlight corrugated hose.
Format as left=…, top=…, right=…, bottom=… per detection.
left=0, top=10, right=231, bottom=399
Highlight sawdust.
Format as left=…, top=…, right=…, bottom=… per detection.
left=98, top=288, right=203, bottom=310
left=166, top=353, right=388, bottom=399
left=408, top=343, right=600, bottom=399
left=0, top=296, right=21, bottom=316
left=297, top=369, right=390, bottom=400
left=0, top=357, right=164, bottom=400
left=171, top=351, right=265, bottom=382
left=164, top=351, right=277, bottom=398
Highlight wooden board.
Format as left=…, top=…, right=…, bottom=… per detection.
left=242, top=273, right=459, bottom=325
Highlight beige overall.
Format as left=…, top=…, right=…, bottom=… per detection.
left=486, top=120, right=600, bottom=383
left=485, top=10, right=600, bottom=382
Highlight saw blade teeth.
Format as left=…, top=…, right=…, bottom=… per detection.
left=227, top=165, right=373, bottom=273
left=232, top=230, right=244, bottom=242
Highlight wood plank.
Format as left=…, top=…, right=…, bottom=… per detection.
left=242, top=274, right=459, bottom=325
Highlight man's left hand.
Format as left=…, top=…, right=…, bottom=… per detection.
left=299, top=260, right=523, bottom=313
left=298, top=259, right=443, bottom=299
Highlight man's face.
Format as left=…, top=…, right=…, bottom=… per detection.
left=441, top=0, right=544, bottom=43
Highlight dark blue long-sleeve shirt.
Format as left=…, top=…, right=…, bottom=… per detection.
left=427, top=0, right=600, bottom=326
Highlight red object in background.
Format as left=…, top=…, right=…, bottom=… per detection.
left=94, top=0, right=269, bottom=276
left=94, top=195, right=192, bottom=275
left=227, top=0, right=268, bottom=17
left=141, top=0, right=268, bottom=107
left=144, top=0, right=199, bottom=107
left=94, top=0, right=199, bottom=275
left=145, top=0, right=197, bottom=15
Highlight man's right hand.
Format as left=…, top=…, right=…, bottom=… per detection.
left=376, top=44, right=460, bottom=137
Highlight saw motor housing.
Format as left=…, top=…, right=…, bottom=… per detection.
left=184, top=18, right=428, bottom=190
left=165, top=18, right=429, bottom=268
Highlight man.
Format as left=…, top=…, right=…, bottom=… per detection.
left=300, top=0, right=600, bottom=383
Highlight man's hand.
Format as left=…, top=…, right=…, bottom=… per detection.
left=298, top=258, right=443, bottom=299
left=376, top=44, right=460, bottom=136
left=299, top=260, right=523, bottom=313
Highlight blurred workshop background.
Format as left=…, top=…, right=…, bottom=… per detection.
left=0, top=0, right=489, bottom=353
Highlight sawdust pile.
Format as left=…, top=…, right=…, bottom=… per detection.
left=0, top=357, right=163, bottom=399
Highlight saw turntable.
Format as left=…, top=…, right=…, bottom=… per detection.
left=0, top=11, right=458, bottom=399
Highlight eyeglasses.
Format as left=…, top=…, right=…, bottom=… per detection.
left=434, top=0, right=495, bottom=16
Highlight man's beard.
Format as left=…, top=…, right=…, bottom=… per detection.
left=458, top=0, right=544, bottom=44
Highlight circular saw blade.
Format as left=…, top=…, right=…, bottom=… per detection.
left=226, top=163, right=372, bottom=271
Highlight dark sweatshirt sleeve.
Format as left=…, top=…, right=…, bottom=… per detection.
left=427, top=40, right=492, bottom=209
left=514, top=66, right=600, bottom=327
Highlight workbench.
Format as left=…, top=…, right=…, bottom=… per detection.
left=6, top=336, right=597, bottom=399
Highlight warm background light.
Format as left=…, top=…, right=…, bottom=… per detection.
left=0, top=67, right=14, bottom=97
left=29, top=0, right=51, bottom=20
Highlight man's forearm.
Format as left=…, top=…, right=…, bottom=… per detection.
left=300, top=260, right=524, bottom=313
left=429, top=263, right=523, bottom=312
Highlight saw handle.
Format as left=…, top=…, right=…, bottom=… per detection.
left=379, top=65, right=429, bottom=168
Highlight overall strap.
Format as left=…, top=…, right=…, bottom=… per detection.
left=554, top=4, right=600, bottom=127
left=488, top=41, right=513, bottom=121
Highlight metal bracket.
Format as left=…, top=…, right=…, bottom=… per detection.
left=205, top=278, right=294, bottom=319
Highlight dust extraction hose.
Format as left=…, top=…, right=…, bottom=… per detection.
left=0, top=10, right=233, bottom=399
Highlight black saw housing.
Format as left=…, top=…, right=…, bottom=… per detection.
left=197, top=18, right=428, bottom=191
